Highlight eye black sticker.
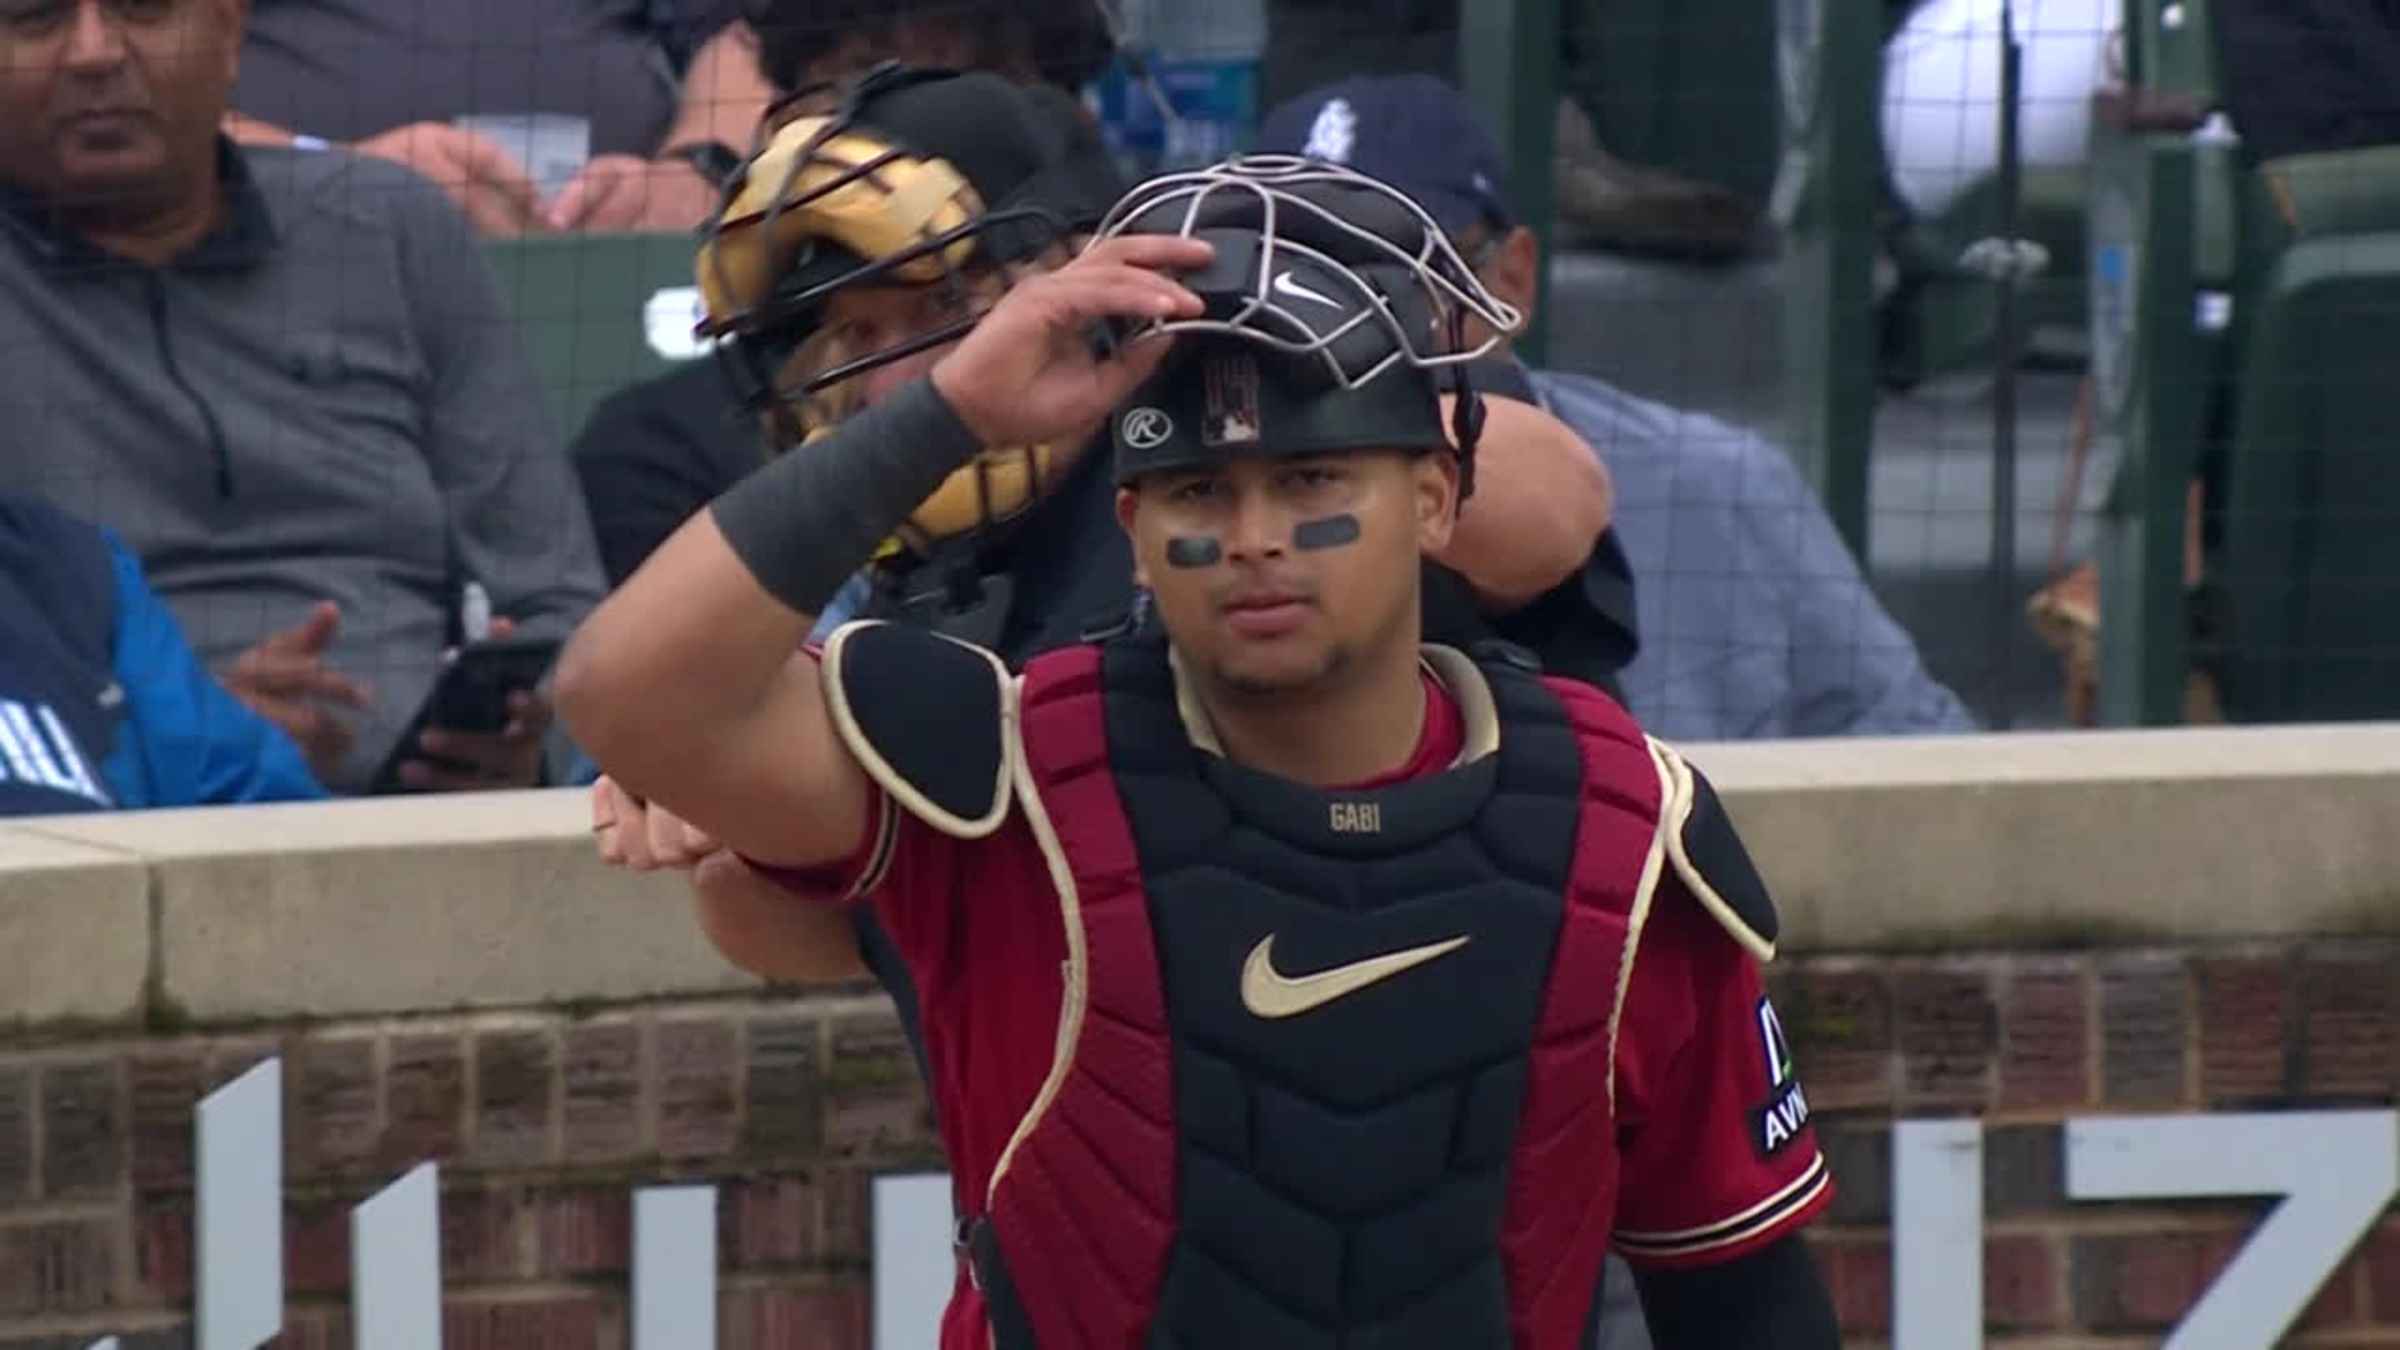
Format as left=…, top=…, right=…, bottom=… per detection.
left=1292, top=514, right=1363, bottom=551
left=1166, top=536, right=1224, bottom=569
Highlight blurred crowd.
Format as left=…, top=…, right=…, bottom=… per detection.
left=14, top=0, right=2386, bottom=819
left=0, top=0, right=1983, bottom=822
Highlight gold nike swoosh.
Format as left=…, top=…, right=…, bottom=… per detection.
left=1240, top=933, right=1472, bottom=1020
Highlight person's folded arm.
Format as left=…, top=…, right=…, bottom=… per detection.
left=1432, top=393, right=1615, bottom=612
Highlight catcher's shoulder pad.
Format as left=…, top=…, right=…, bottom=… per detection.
left=1650, top=739, right=1780, bottom=962
left=821, top=620, right=1013, bottom=838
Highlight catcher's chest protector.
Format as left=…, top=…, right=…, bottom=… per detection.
left=976, top=638, right=1670, bottom=1350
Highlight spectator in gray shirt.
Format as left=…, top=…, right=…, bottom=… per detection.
left=1262, top=76, right=1976, bottom=743
left=0, top=0, right=606, bottom=793
left=225, top=0, right=776, bottom=236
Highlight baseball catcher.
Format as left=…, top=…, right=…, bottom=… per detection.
left=563, top=150, right=1840, bottom=1350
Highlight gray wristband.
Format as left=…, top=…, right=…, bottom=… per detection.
left=709, top=378, right=983, bottom=615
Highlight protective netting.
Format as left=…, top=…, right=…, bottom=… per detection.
left=3, top=0, right=2396, bottom=818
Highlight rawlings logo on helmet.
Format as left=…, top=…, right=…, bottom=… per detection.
left=1120, top=407, right=1176, bottom=449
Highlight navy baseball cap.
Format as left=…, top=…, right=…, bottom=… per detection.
left=1257, top=74, right=1516, bottom=238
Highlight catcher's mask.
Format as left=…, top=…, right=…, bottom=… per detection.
left=1093, top=155, right=1524, bottom=496
left=695, top=63, right=1117, bottom=560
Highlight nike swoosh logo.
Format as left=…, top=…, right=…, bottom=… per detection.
left=1240, top=933, right=1471, bottom=1019
left=1272, top=270, right=1345, bottom=311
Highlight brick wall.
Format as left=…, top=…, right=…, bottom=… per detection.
left=0, top=989, right=932, bottom=1350
left=1, top=940, right=2393, bottom=1349
left=1780, top=938, right=2400, bottom=1347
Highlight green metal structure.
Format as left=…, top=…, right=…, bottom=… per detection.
left=1459, top=0, right=1561, bottom=365
left=1772, top=0, right=1882, bottom=558
left=2089, top=0, right=2400, bottom=723
left=481, top=231, right=709, bottom=442
left=2211, top=148, right=2400, bottom=720
left=2086, top=125, right=2218, bottom=725
left=2086, top=0, right=2238, bottom=725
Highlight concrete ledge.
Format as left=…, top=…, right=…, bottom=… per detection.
left=1687, top=724, right=2400, bottom=952
left=0, top=830, right=150, bottom=1026
left=7, top=791, right=753, bottom=1026
left=2, top=723, right=2396, bottom=1025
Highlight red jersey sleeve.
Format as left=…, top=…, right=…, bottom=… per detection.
left=738, top=638, right=916, bottom=904
left=1610, top=872, right=1832, bottom=1269
left=742, top=785, right=908, bottom=904
left=750, top=780, right=1065, bottom=1223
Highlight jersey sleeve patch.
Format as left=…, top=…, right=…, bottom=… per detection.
left=822, top=620, right=1014, bottom=838
left=1747, top=996, right=1812, bottom=1159
left=1651, top=739, right=1780, bottom=962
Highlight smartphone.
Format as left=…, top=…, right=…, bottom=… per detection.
left=372, top=635, right=562, bottom=793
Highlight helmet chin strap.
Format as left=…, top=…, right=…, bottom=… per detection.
left=1445, top=307, right=1483, bottom=504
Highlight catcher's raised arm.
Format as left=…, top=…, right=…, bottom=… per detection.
left=553, top=231, right=1208, bottom=867
left=557, top=64, right=1209, bottom=868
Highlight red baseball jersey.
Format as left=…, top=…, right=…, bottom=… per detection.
left=765, top=673, right=1830, bottom=1347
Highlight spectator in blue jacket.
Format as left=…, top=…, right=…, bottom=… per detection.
left=0, top=494, right=321, bottom=816
left=1262, top=76, right=1979, bottom=743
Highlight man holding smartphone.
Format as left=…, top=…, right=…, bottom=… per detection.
left=360, top=583, right=563, bottom=793
left=0, top=0, right=607, bottom=793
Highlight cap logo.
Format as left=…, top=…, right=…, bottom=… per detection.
left=1303, top=98, right=1359, bottom=165
left=1203, top=352, right=1262, bottom=447
left=1121, top=407, right=1175, bottom=450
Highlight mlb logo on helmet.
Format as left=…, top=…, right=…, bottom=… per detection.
left=1203, top=351, right=1263, bottom=447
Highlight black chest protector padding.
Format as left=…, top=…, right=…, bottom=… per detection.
left=1678, top=764, right=1780, bottom=948
left=822, top=620, right=1012, bottom=834
left=1095, top=635, right=1592, bottom=1348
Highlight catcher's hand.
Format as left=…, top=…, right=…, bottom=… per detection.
left=590, top=776, right=869, bottom=984
left=591, top=775, right=719, bottom=871
left=931, top=235, right=1212, bottom=448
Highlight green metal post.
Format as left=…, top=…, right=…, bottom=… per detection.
left=2136, top=0, right=2223, bottom=104
left=1777, top=0, right=1880, bottom=557
left=2094, top=138, right=2200, bottom=725
left=1460, top=0, right=1560, bottom=365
